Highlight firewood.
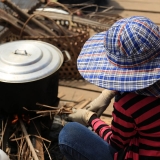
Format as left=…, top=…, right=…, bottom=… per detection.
left=1, top=0, right=56, bottom=36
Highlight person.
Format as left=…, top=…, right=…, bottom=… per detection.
left=58, top=16, right=160, bottom=160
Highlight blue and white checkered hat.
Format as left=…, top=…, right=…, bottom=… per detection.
left=77, top=16, right=160, bottom=91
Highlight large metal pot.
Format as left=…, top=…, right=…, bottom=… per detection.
left=0, top=40, right=68, bottom=115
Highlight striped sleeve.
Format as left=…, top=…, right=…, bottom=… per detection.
left=91, top=118, right=112, bottom=141
left=90, top=94, right=137, bottom=150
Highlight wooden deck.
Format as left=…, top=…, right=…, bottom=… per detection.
left=107, top=0, right=160, bottom=25
left=58, top=80, right=113, bottom=125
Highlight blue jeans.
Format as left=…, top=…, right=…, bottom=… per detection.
left=58, top=122, right=117, bottom=160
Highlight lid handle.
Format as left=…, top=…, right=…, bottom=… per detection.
left=62, top=50, right=71, bottom=63
left=14, top=50, right=28, bottom=56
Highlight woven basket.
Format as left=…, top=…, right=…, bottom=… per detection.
left=22, top=20, right=90, bottom=80
left=0, top=20, right=89, bottom=80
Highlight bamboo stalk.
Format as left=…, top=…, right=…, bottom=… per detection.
left=32, top=121, right=52, bottom=160
left=11, top=134, right=51, bottom=143
left=1, top=0, right=56, bottom=36
left=36, top=103, right=60, bottom=109
left=34, top=11, right=111, bottom=30
left=0, top=9, right=39, bottom=36
left=19, top=119, right=39, bottom=160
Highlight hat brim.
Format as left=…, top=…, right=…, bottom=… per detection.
left=77, top=31, right=160, bottom=91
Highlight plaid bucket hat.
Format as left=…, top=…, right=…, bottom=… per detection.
left=77, top=16, right=160, bottom=92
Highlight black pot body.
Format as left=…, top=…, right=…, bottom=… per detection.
left=0, top=72, right=59, bottom=115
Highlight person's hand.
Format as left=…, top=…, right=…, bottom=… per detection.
left=66, top=109, right=96, bottom=126
left=86, top=89, right=116, bottom=117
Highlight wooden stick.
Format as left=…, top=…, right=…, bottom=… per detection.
left=102, top=6, right=114, bottom=12
left=10, top=134, right=50, bottom=143
left=36, top=110, right=71, bottom=114
left=58, top=93, right=65, bottom=98
left=0, top=117, right=8, bottom=149
left=32, top=121, right=52, bottom=160
left=1, top=0, right=55, bottom=36
left=60, top=98, right=85, bottom=103
left=0, top=9, right=39, bottom=36
left=34, top=11, right=111, bottom=30
left=19, top=119, right=39, bottom=160
left=36, top=103, right=60, bottom=109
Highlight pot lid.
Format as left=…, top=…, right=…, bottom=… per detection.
left=0, top=40, right=64, bottom=83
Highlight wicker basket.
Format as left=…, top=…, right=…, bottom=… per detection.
left=23, top=21, right=90, bottom=80
left=0, top=20, right=90, bottom=80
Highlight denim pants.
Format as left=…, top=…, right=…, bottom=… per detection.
left=58, top=122, right=117, bottom=160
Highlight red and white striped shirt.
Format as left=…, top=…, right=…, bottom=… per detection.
left=90, top=92, right=160, bottom=160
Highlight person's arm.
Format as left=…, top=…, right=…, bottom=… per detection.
left=66, top=100, right=136, bottom=149
left=88, top=115, right=112, bottom=141
left=88, top=104, right=137, bottom=149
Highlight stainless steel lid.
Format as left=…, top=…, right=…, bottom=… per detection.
left=0, top=40, right=64, bottom=83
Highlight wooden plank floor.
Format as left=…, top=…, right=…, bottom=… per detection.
left=106, top=0, right=160, bottom=25
left=58, top=80, right=113, bottom=125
